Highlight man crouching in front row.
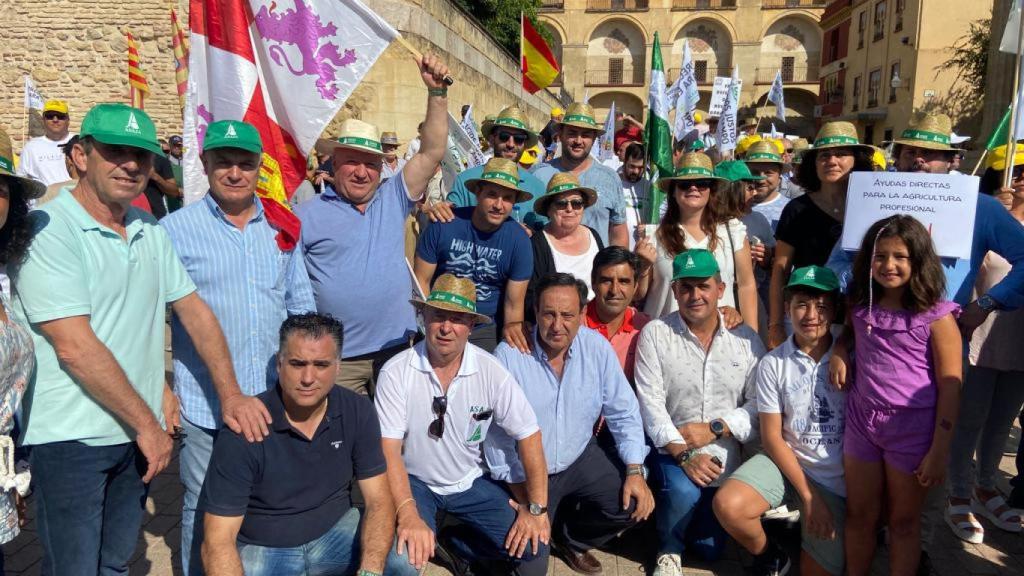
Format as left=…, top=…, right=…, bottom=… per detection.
left=200, top=313, right=410, bottom=576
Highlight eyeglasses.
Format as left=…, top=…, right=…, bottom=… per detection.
left=1012, top=167, right=1024, bottom=181
left=428, top=395, right=448, bottom=439
left=43, top=113, right=68, bottom=121
left=678, top=180, right=714, bottom=189
left=496, top=130, right=528, bottom=145
left=784, top=148, right=794, bottom=154
left=552, top=198, right=586, bottom=210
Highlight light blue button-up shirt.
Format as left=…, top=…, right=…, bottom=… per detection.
left=485, top=327, right=648, bottom=483
left=161, top=194, right=315, bottom=429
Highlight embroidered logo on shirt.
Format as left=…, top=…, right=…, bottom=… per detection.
left=331, top=440, right=344, bottom=449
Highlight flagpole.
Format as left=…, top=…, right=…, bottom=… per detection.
left=395, top=36, right=455, bottom=86
left=971, top=149, right=989, bottom=176
left=1004, top=3, right=1024, bottom=189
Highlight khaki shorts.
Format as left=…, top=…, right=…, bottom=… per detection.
left=730, top=453, right=846, bottom=576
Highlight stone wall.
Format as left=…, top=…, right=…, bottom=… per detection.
left=0, top=0, right=560, bottom=153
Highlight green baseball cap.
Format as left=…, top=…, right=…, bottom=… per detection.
left=672, top=249, right=720, bottom=281
left=80, top=103, right=164, bottom=157
left=203, top=120, right=263, bottom=154
left=787, top=265, right=839, bottom=292
left=714, top=160, right=765, bottom=183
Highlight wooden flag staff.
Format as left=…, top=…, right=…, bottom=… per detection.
left=395, top=36, right=455, bottom=86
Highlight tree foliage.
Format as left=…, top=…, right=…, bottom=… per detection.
left=451, top=0, right=549, bottom=57
left=938, top=17, right=990, bottom=105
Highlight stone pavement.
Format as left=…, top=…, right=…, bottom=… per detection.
left=4, top=428, right=1023, bottom=575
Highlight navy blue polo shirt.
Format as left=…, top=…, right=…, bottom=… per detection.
left=199, top=383, right=387, bottom=547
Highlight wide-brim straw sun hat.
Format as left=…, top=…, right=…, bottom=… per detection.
left=802, top=121, right=874, bottom=163
left=464, top=157, right=533, bottom=203
left=557, top=102, right=606, bottom=136
left=410, top=273, right=491, bottom=325
left=742, top=140, right=784, bottom=165
left=534, top=171, right=598, bottom=215
left=791, top=137, right=810, bottom=164
left=893, top=112, right=956, bottom=152
left=326, top=119, right=384, bottom=155
left=0, top=127, right=45, bottom=199
left=481, top=105, right=539, bottom=149
left=380, top=131, right=401, bottom=146
left=657, top=151, right=727, bottom=193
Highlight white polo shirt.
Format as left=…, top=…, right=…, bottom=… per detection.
left=376, top=341, right=539, bottom=495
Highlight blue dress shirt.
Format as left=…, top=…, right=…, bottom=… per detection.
left=485, top=327, right=648, bottom=483
left=161, top=194, right=315, bottom=429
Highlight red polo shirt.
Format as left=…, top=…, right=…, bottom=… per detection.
left=584, top=301, right=651, bottom=384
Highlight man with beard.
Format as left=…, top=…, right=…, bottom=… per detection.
left=414, top=157, right=534, bottom=353
left=443, top=106, right=545, bottom=228
left=618, top=143, right=652, bottom=250
left=824, top=112, right=1024, bottom=575
left=532, top=102, right=629, bottom=248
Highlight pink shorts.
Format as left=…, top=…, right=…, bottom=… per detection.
left=843, top=396, right=934, bottom=475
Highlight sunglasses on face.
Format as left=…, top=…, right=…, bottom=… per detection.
left=497, top=130, right=528, bottom=145
left=43, top=113, right=68, bottom=121
left=428, top=395, right=448, bottom=439
left=1012, top=166, right=1024, bottom=180
left=553, top=198, right=586, bottom=210
left=678, top=180, right=713, bottom=190
left=784, top=148, right=794, bottom=154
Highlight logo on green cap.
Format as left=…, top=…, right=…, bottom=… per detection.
left=225, top=124, right=238, bottom=139
left=125, top=112, right=141, bottom=135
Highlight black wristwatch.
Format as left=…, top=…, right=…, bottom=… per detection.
left=976, top=294, right=1001, bottom=313
left=528, top=502, right=548, bottom=516
left=674, top=448, right=695, bottom=466
left=710, top=419, right=726, bottom=440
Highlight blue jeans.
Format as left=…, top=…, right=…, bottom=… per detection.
left=239, top=507, right=414, bottom=576
left=651, top=453, right=728, bottom=560
left=408, top=474, right=548, bottom=576
left=31, top=441, right=149, bottom=576
left=180, top=417, right=219, bottom=576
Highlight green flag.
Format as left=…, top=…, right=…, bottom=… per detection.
left=986, top=106, right=1012, bottom=150
left=645, top=32, right=673, bottom=223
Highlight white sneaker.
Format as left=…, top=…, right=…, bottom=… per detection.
left=653, top=553, right=683, bottom=576
left=763, top=504, right=801, bottom=523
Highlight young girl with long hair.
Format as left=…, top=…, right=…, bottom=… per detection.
left=831, top=215, right=961, bottom=576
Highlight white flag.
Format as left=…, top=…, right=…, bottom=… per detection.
left=459, top=105, right=487, bottom=168
left=671, top=42, right=701, bottom=143
left=770, top=123, right=781, bottom=140
left=598, top=101, right=616, bottom=161
left=716, top=65, right=741, bottom=154
left=24, top=75, right=44, bottom=110
left=1001, top=0, right=1024, bottom=53
left=767, top=70, right=786, bottom=121
left=441, top=112, right=476, bottom=197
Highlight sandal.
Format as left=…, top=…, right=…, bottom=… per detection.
left=945, top=502, right=984, bottom=543
left=972, top=492, right=1024, bottom=533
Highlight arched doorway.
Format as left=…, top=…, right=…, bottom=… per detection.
left=586, top=19, right=647, bottom=88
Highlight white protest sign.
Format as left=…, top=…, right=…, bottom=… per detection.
left=709, top=76, right=742, bottom=117
left=841, top=172, right=978, bottom=259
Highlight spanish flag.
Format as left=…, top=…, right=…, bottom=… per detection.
left=126, top=31, right=150, bottom=110
left=171, top=9, right=189, bottom=112
left=521, top=14, right=559, bottom=94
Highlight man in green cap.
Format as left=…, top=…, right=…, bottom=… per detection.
left=160, top=119, right=316, bottom=575
left=715, top=266, right=847, bottom=576
left=634, top=249, right=765, bottom=576
left=11, top=103, right=242, bottom=574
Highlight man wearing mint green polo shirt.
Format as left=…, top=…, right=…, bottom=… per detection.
left=11, top=103, right=244, bottom=576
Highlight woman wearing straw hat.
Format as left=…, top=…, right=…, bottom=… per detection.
left=0, top=127, right=45, bottom=569
left=643, top=152, right=759, bottom=331
left=943, top=143, right=1024, bottom=545
left=767, top=121, right=875, bottom=349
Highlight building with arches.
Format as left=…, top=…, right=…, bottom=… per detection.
left=539, top=0, right=829, bottom=139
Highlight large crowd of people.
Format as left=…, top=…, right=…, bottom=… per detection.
left=0, top=52, right=1023, bottom=576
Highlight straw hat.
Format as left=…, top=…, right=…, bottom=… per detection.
left=380, top=131, right=401, bottom=146
left=791, top=137, right=810, bottom=164
left=465, top=157, right=533, bottom=203
left=804, top=121, right=874, bottom=162
left=657, top=152, right=726, bottom=192
left=0, top=128, right=47, bottom=199
left=743, top=140, right=783, bottom=165
left=557, top=102, right=605, bottom=135
left=327, top=119, right=383, bottom=155
left=893, top=112, right=956, bottom=151
left=534, top=171, right=598, bottom=215
left=411, top=273, right=491, bottom=325
left=481, top=105, right=539, bottom=148
left=735, top=134, right=762, bottom=157
left=741, top=117, right=758, bottom=129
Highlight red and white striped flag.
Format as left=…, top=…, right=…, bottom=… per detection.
left=126, top=31, right=150, bottom=109
left=183, top=0, right=398, bottom=249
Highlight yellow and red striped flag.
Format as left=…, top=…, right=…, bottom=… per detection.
left=126, top=31, right=150, bottom=109
left=521, top=14, right=559, bottom=94
left=171, top=9, right=190, bottom=112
